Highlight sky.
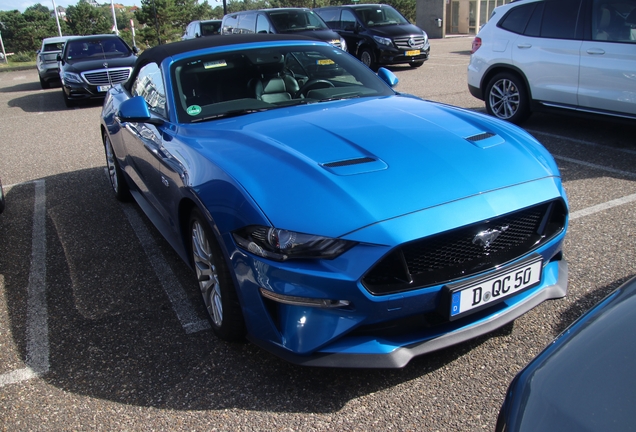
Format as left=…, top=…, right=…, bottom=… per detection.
left=0, top=0, right=141, bottom=13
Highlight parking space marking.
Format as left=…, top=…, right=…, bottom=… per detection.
left=121, top=204, right=211, bottom=334
left=553, top=154, right=636, bottom=179
left=570, top=193, right=636, bottom=220
left=530, top=130, right=636, bottom=156
left=0, top=180, right=49, bottom=388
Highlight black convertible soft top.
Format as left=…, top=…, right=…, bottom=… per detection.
left=127, top=34, right=317, bottom=89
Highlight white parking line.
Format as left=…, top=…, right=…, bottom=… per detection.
left=570, top=193, right=636, bottom=220
left=121, top=205, right=210, bottom=334
left=529, top=130, right=636, bottom=156
left=553, top=154, right=636, bottom=179
left=0, top=180, right=48, bottom=388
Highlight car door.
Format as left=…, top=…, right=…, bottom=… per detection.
left=121, top=62, right=175, bottom=227
left=510, top=0, right=584, bottom=106
left=578, top=0, right=636, bottom=115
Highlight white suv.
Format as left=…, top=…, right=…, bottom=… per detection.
left=468, top=0, right=636, bottom=124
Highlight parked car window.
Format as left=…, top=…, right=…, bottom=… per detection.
left=498, top=3, right=537, bottom=34
left=540, top=0, right=582, bottom=39
left=524, top=2, right=544, bottom=37
left=223, top=14, right=239, bottom=33
left=355, top=5, right=409, bottom=27
left=67, top=38, right=130, bottom=60
left=341, top=9, right=357, bottom=30
left=43, top=42, right=65, bottom=52
left=256, top=14, right=272, bottom=33
left=132, top=62, right=167, bottom=118
left=238, top=13, right=256, bottom=33
left=316, top=8, right=340, bottom=28
left=592, top=0, right=636, bottom=42
left=200, top=20, right=221, bottom=36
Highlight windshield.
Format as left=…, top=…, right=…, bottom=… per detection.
left=65, top=38, right=131, bottom=61
left=268, top=10, right=330, bottom=32
left=172, top=44, right=394, bottom=124
left=355, top=6, right=410, bottom=26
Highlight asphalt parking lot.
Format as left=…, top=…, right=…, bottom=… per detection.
left=1, top=36, right=636, bottom=431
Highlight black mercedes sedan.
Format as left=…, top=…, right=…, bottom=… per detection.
left=58, top=34, right=137, bottom=107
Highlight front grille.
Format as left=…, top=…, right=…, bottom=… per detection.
left=393, top=35, right=425, bottom=50
left=82, top=68, right=132, bottom=85
left=362, top=199, right=567, bottom=295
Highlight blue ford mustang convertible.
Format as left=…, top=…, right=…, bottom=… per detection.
left=100, top=34, right=569, bottom=368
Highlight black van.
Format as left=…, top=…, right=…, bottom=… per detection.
left=315, top=4, right=430, bottom=69
left=221, top=8, right=347, bottom=51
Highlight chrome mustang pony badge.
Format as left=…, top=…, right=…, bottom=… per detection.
left=473, top=225, right=509, bottom=249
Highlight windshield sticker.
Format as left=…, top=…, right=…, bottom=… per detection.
left=186, top=105, right=202, bottom=116
left=204, top=59, right=228, bottom=69
left=317, top=59, right=335, bottom=65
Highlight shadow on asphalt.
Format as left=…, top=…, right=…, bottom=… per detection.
left=0, top=168, right=505, bottom=413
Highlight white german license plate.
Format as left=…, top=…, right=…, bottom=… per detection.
left=405, top=50, right=420, bottom=56
left=97, top=85, right=112, bottom=92
left=447, top=256, right=543, bottom=320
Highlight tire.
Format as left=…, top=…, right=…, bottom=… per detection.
left=190, top=208, right=246, bottom=341
left=39, top=76, right=49, bottom=89
left=103, top=133, right=131, bottom=201
left=409, top=61, right=424, bottom=68
left=359, top=48, right=376, bottom=70
left=62, top=89, right=76, bottom=108
left=485, top=72, right=530, bottom=124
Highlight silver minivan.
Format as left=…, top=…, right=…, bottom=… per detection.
left=221, top=8, right=347, bottom=51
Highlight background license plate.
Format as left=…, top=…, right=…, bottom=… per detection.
left=97, top=85, right=112, bottom=92
left=449, top=258, right=543, bottom=319
left=405, top=50, right=420, bottom=56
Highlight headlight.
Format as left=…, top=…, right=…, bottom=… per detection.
left=340, top=37, right=347, bottom=52
left=233, top=226, right=357, bottom=261
left=61, top=71, right=83, bottom=84
left=373, top=36, right=393, bottom=47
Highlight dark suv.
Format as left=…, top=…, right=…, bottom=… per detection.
left=58, top=34, right=137, bottom=107
left=315, top=4, right=430, bottom=69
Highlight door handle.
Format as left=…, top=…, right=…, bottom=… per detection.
left=517, top=44, right=532, bottom=49
left=586, top=48, right=605, bottom=55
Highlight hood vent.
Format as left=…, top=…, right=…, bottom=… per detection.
left=464, top=132, right=505, bottom=149
left=466, top=132, right=495, bottom=142
left=323, top=157, right=375, bottom=168
left=321, top=157, right=388, bottom=176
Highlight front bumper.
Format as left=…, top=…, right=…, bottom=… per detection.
left=377, top=46, right=430, bottom=66
left=38, top=66, right=60, bottom=82
left=251, top=259, right=567, bottom=368
left=62, top=82, right=110, bottom=101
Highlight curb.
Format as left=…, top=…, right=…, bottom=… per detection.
left=0, top=65, right=36, bottom=73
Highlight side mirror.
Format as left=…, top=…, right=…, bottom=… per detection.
left=132, top=46, right=139, bottom=55
left=377, top=67, right=398, bottom=88
left=117, top=96, right=164, bottom=125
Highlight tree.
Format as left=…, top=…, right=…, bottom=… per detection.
left=66, top=1, right=112, bottom=35
left=0, top=4, right=67, bottom=53
left=136, top=0, right=217, bottom=46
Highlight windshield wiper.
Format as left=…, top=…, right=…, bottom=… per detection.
left=192, top=108, right=271, bottom=122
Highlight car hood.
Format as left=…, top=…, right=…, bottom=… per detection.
left=281, top=28, right=342, bottom=43
left=184, top=96, right=560, bottom=237
left=63, top=55, right=135, bottom=73
left=369, top=23, right=425, bottom=38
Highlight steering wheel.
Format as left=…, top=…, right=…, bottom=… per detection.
left=295, top=79, right=334, bottom=98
